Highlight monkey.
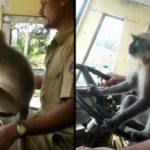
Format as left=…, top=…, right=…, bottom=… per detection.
left=0, top=30, right=34, bottom=149
left=0, top=30, right=34, bottom=118
left=87, top=32, right=150, bottom=142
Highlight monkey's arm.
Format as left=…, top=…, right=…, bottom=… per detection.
left=0, top=87, right=18, bottom=116
left=87, top=80, right=133, bottom=96
left=100, top=80, right=133, bottom=96
left=101, top=69, right=150, bottom=132
left=87, top=72, right=138, bottom=96
left=101, top=97, right=150, bottom=132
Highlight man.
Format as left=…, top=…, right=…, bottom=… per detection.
left=0, top=0, right=74, bottom=150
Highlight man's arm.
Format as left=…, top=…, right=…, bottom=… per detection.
left=34, top=75, right=44, bottom=89
left=19, top=43, right=74, bottom=136
left=0, top=99, right=74, bottom=149
left=15, top=99, right=74, bottom=136
left=0, top=42, right=74, bottom=149
left=100, top=73, right=126, bottom=87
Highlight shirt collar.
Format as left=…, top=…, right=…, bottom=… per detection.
left=54, top=21, right=74, bottom=46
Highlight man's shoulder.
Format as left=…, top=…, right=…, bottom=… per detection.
left=64, top=31, right=74, bottom=46
left=59, top=31, right=74, bottom=56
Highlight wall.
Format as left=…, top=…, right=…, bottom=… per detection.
left=115, top=20, right=148, bottom=75
left=76, top=9, right=103, bottom=65
left=77, top=0, right=150, bottom=75
left=3, top=0, right=40, bottom=16
left=0, top=0, right=41, bottom=30
left=0, top=6, right=2, bottom=28
left=2, top=22, right=11, bottom=44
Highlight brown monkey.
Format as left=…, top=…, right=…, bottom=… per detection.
left=0, top=30, right=34, bottom=118
left=0, top=30, right=34, bottom=150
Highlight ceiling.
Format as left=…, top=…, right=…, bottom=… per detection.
left=3, top=15, right=44, bottom=24
left=125, top=0, right=150, bottom=6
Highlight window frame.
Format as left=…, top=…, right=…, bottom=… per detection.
left=76, top=13, right=124, bottom=81
left=76, top=0, right=88, bottom=26
left=148, top=25, right=150, bottom=33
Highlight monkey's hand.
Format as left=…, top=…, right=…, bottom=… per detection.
left=87, top=84, right=102, bottom=96
left=130, top=131, right=150, bottom=142
left=101, top=118, right=118, bottom=132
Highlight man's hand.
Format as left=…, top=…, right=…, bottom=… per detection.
left=22, top=99, right=74, bottom=136
left=0, top=99, right=74, bottom=149
left=99, top=73, right=125, bottom=87
left=34, top=75, right=43, bottom=89
left=0, top=123, right=19, bottom=150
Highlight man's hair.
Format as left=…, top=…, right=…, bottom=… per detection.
left=68, top=0, right=74, bottom=8
left=69, top=0, right=74, bottom=4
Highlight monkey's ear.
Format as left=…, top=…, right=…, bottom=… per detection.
left=130, top=34, right=137, bottom=40
left=130, top=33, right=142, bottom=41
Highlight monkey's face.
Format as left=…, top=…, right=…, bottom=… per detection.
left=129, top=33, right=150, bottom=64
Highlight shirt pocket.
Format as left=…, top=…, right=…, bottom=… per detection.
left=44, top=70, right=63, bottom=104
left=46, top=55, right=63, bottom=80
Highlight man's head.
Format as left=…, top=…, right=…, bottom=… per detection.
left=39, top=0, right=74, bottom=30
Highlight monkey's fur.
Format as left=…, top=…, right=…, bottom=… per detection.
left=0, top=30, right=34, bottom=117
left=87, top=33, right=150, bottom=141
left=0, top=30, right=34, bottom=149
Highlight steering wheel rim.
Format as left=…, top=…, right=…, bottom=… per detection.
left=76, top=64, right=144, bottom=142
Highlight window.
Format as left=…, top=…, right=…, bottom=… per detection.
left=77, top=15, right=124, bottom=86
left=76, top=0, right=88, bottom=26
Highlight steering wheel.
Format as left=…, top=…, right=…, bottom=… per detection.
left=76, top=64, right=145, bottom=142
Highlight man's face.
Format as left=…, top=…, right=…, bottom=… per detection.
left=39, top=0, right=62, bottom=29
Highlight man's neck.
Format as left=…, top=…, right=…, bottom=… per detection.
left=56, top=13, right=74, bottom=31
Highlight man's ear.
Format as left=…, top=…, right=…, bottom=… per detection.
left=59, top=0, right=69, bottom=6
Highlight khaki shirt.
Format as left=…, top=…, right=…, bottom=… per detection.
left=37, top=22, right=74, bottom=136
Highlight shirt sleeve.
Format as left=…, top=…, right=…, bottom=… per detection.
left=60, top=44, right=74, bottom=99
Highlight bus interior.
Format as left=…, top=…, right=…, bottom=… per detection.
left=76, top=0, right=150, bottom=148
